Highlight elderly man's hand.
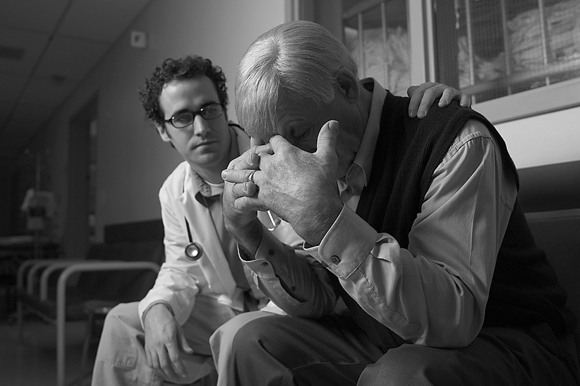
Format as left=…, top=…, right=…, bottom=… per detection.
left=221, top=141, right=270, bottom=228
left=220, top=139, right=275, bottom=254
left=222, top=120, right=343, bottom=246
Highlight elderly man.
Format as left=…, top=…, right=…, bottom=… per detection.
left=215, top=21, right=579, bottom=386
left=91, top=53, right=466, bottom=386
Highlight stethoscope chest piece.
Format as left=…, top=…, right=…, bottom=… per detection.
left=185, top=242, right=203, bottom=261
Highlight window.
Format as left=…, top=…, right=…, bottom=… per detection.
left=434, top=0, right=580, bottom=120
left=294, top=0, right=414, bottom=96
left=432, top=0, right=580, bottom=123
left=343, top=0, right=411, bottom=96
left=296, top=0, right=580, bottom=123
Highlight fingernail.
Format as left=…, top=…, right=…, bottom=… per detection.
left=329, top=120, right=339, bottom=133
left=248, top=152, right=259, bottom=165
left=221, top=170, right=227, bottom=179
left=409, top=109, right=416, bottom=117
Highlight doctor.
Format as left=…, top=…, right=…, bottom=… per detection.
left=91, top=54, right=471, bottom=386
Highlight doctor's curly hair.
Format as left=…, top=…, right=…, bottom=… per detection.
left=139, top=55, right=229, bottom=127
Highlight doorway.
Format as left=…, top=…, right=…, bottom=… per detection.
left=65, top=96, right=97, bottom=260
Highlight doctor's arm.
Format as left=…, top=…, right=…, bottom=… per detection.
left=139, top=191, right=201, bottom=380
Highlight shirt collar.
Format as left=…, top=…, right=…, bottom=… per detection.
left=340, top=78, right=386, bottom=196
left=191, top=170, right=223, bottom=196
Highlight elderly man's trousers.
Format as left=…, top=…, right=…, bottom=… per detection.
left=210, top=311, right=580, bottom=386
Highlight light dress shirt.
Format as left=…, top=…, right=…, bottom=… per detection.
left=138, top=125, right=301, bottom=327
left=244, top=79, right=518, bottom=347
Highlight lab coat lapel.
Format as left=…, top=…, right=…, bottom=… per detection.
left=178, top=170, right=237, bottom=300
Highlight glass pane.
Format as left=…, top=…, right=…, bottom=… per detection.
left=343, top=0, right=410, bottom=96
left=449, top=0, right=580, bottom=103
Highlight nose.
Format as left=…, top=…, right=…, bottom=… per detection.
left=192, top=114, right=210, bottom=136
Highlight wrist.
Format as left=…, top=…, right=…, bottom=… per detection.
left=300, top=198, right=343, bottom=246
left=143, top=302, right=172, bottom=328
left=226, top=218, right=264, bottom=257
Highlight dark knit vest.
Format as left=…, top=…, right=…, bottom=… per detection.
left=338, top=92, right=576, bottom=350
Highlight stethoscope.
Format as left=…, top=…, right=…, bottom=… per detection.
left=183, top=189, right=282, bottom=261
left=184, top=218, right=204, bottom=260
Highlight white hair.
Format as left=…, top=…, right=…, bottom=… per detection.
left=235, top=20, right=358, bottom=139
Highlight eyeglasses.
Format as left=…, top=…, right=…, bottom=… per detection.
left=164, top=103, right=224, bottom=129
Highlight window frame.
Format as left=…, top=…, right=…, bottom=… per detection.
left=295, top=0, right=580, bottom=124
left=428, top=0, right=580, bottom=124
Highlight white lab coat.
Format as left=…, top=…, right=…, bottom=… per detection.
left=138, top=125, right=300, bottom=326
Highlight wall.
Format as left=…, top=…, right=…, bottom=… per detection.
left=33, top=0, right=288, bottom=243
left=495, top=106, right=580, bottom=169
left=483, top=102, right=580, bottom=214
left=23, top=0, right=580, bottom=247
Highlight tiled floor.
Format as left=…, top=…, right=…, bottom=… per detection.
left=0, top=303, right=97, bottom=386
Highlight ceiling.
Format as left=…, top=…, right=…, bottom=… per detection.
left=0, top=0, right=153, bottom=163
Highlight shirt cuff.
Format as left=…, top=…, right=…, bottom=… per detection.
left=240, top=230, right=306, bottom=308
left=313, top=205, right=377, bottom=279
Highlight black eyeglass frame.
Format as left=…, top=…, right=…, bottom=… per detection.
left=163, top=103, right=225, bottom=129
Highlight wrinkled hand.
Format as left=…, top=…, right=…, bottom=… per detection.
left=407, top=82, right=472, bottom=118
left=220, top=139, right=273, bottom=254
left=143, top=303, right=193, bottom=381
left=222, top=140, right=271, bottom=229
left=223, top=120, right=343, bottom=246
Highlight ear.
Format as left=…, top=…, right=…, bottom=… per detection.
left=155, top=123, right=172, bottom=143
left=335, top=70, right=359, bottom=102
